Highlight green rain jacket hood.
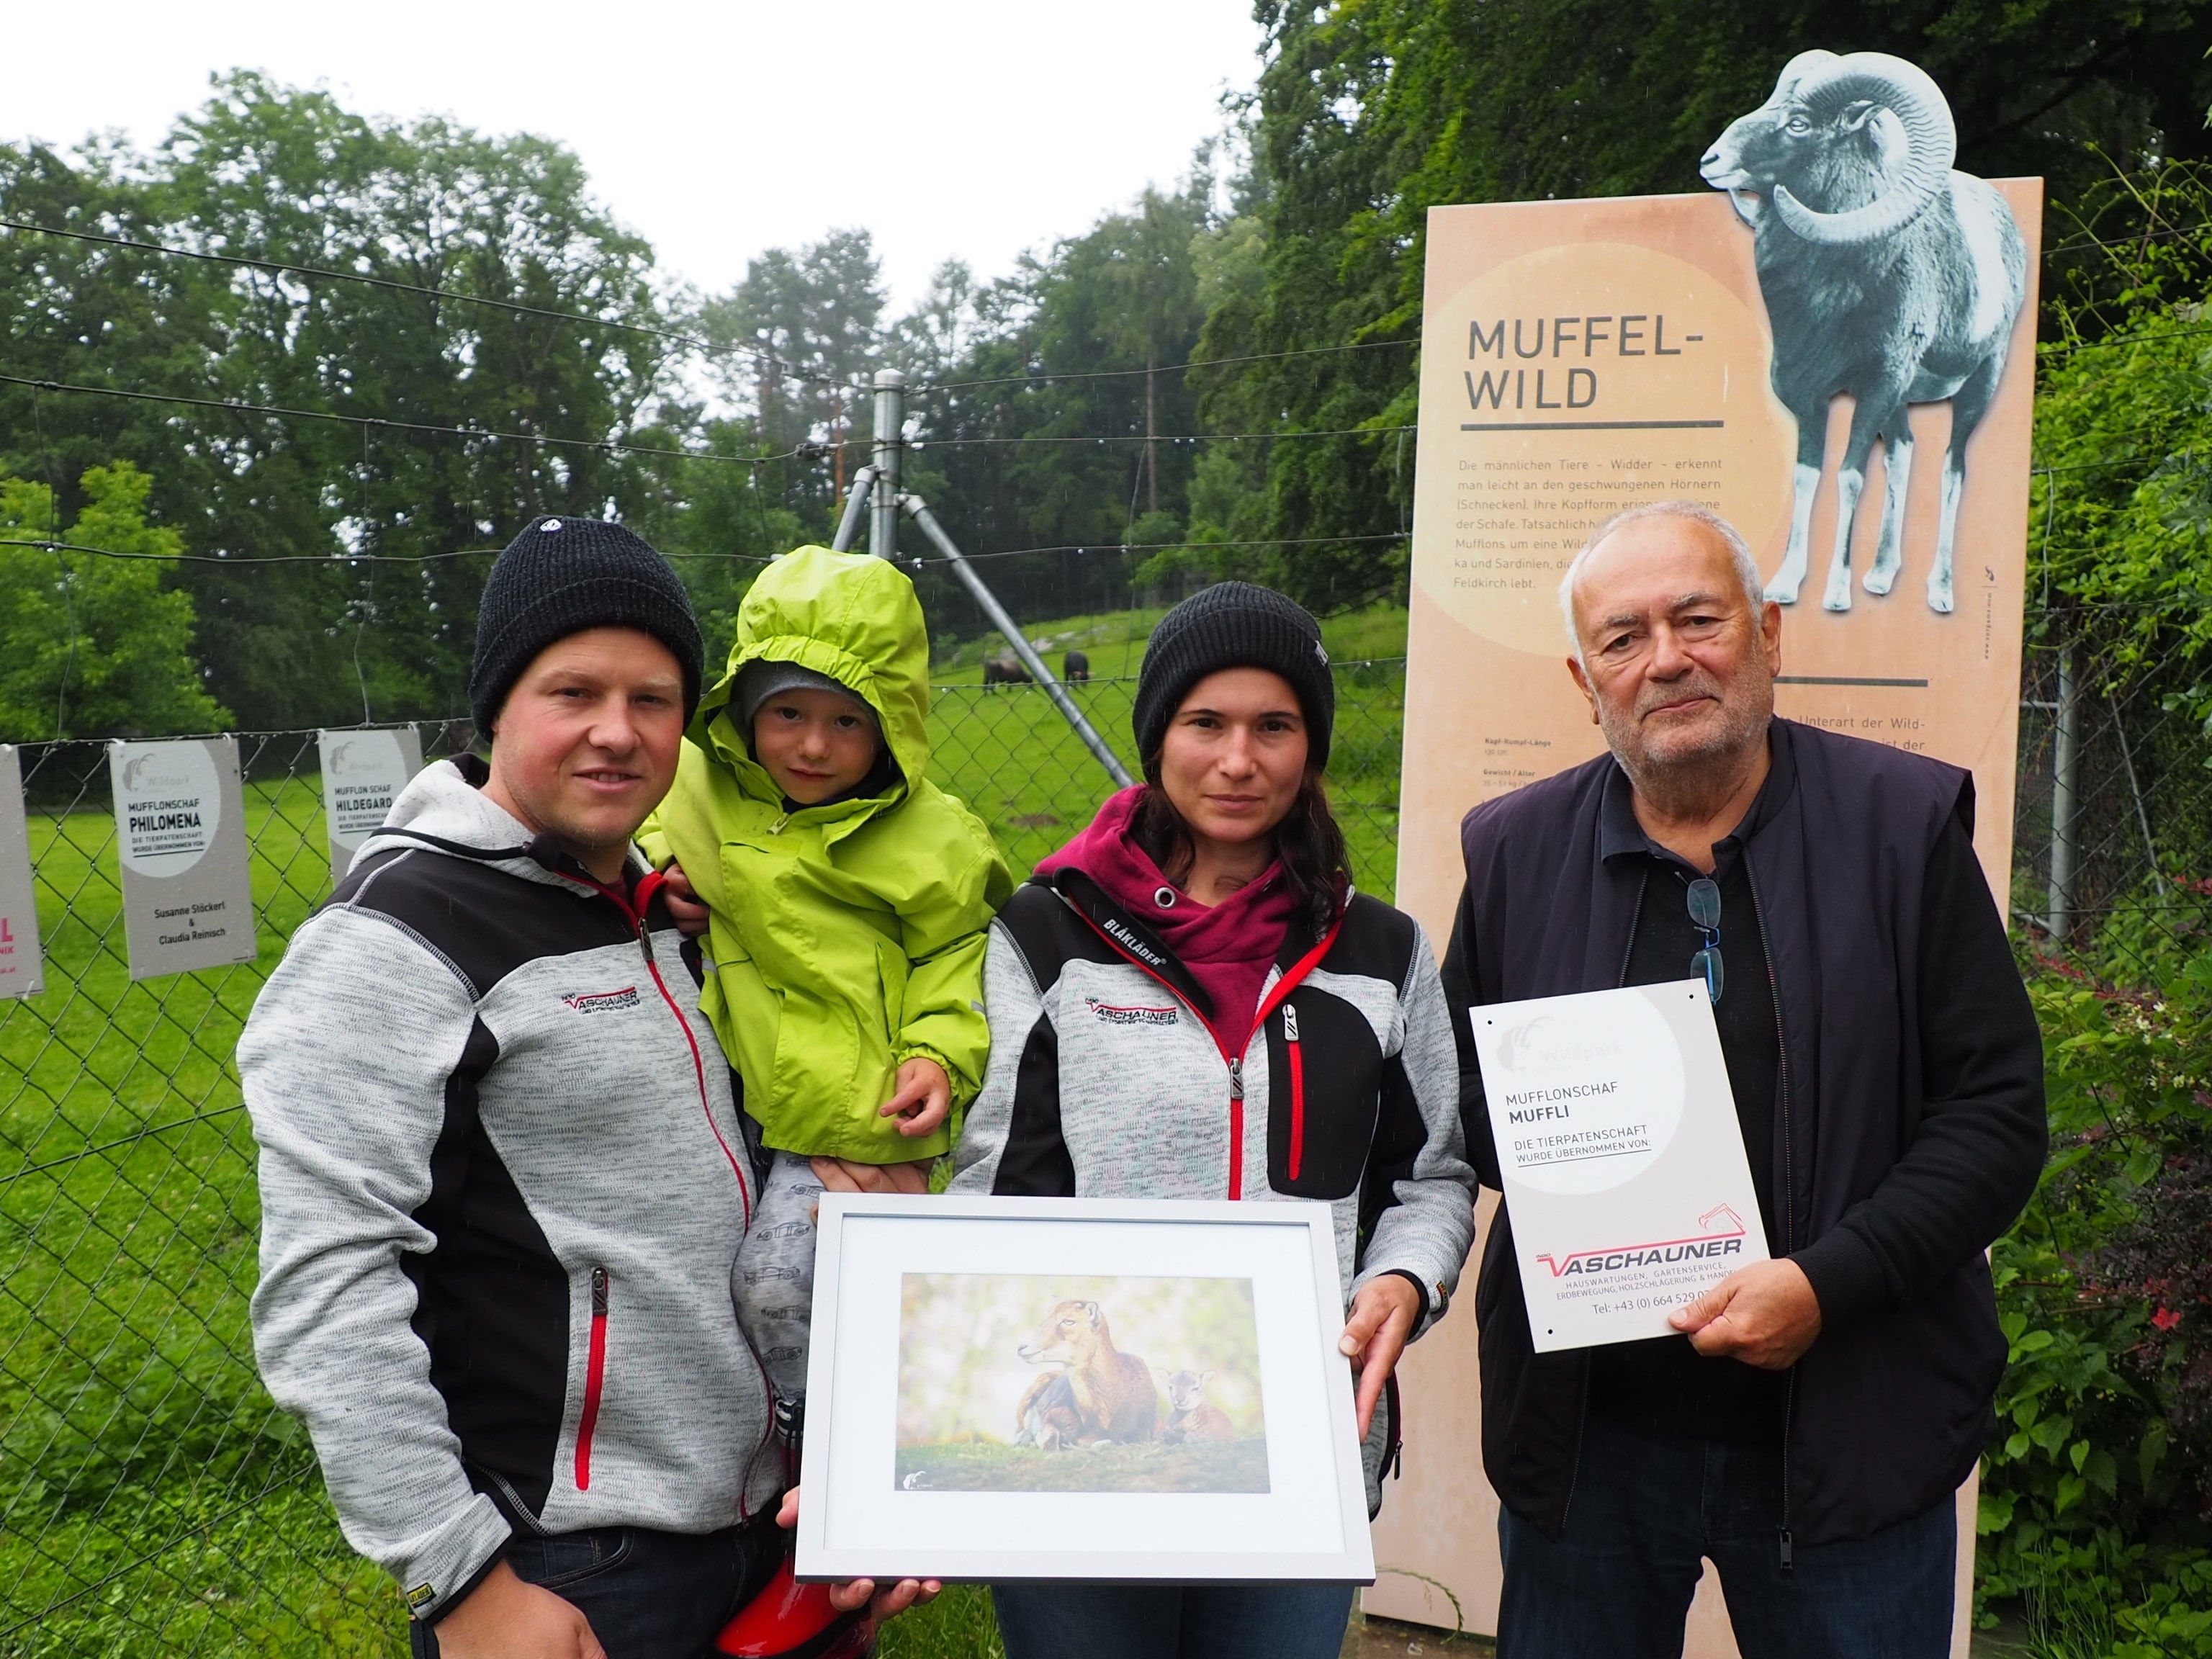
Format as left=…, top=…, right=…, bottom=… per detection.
left=642, top=545, right=1011, bottom=1164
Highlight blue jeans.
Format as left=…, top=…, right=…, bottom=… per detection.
left=992, top=1581, right=1357, bottom=1659
left=1497, top=1416, right=1956, bottom=1659
left=410, top=1521, right=784, bottom=1659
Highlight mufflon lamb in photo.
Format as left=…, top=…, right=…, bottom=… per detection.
left=1154, top=1368, right=1236, bottom=1444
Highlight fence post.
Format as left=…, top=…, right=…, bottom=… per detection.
left=900, top=491, right=1136, bottom=791
left=2047, top=647, right=2080, bottom=943
left=830, top=464, right=878, bottom=554
left=871, top=369, right=904, bottom=559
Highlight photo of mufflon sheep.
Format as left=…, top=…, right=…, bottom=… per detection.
left=1012, top=1298, right=1157, bottom=1449
left=1701, top=50, right=2028, bottom=616
left=894, top=1272, right=1269, bottom=1493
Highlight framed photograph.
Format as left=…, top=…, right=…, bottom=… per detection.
left=794, top=1193, right=1376, bottom=1585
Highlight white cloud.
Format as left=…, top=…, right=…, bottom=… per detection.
left=6, top=0, right=1260, bottom=312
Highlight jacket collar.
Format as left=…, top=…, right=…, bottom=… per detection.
left=1039, top=863, right=1344, bottom=1024
left=1044, top=866, right=1218, bottom=1017
left=1598, top=719, right=1801, bottom=870
left=356, top=753, right=648, bottom=898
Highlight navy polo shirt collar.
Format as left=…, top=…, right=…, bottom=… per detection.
left=1597, top=717, right=1799, bottom=868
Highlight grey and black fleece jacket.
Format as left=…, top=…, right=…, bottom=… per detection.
left=240, top=759, right=778, bottom=1623
left=951, top=870, right=1478, bottom=1496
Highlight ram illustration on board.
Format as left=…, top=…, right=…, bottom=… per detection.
left=1702, top=50, right=2028, bottom=616
left=894, top=1273, right=1269, bottom=1494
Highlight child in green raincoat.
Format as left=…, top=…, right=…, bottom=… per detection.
left=644, top=545, right=1011, bottom=1408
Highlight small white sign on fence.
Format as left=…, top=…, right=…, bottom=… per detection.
left=317, top=727, right=423, bottom=885
left=0, top=745, right=46, bottom=1000
left=109, top=737, right=259, bottom=981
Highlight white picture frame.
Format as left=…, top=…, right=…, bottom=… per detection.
left=795, top=1193, right=1377, bottom=1585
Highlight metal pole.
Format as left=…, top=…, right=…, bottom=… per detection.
left=900, top=492, right=1135, bottom=790
left=2107, top=687, right=2163, bottom=891
left=2046, top=647, right=2079, bottom=943
left=830, top=464, right=878, bottom=553
left=871, top=369, right=904, bottom=559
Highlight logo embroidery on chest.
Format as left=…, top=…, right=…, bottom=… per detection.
left=562, top=985, right=641, bottom=1015
left=1086, top=997, right=1179, bottom=1028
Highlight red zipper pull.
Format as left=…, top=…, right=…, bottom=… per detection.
left=575, top=1267, right=611, bottom=1490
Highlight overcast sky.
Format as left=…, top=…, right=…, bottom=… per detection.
left=7, top=1, right=1263, bottom=313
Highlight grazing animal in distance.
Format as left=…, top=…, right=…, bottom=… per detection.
left=1701, top=50, right=2028, bottom=615
left=1064, top=649, right=1090, bottom=683
left=1012, top=1298, right=1156, bottom=1449
left=1154, top=1367, right=1235, bottom=1444
left=983, top=656, right=1031, bottom=688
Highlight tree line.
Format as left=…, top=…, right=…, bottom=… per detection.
left=2, top=4, right=2206, bottom=737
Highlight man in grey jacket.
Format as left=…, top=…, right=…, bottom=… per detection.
left=241, top=518, right=933, bottom=1658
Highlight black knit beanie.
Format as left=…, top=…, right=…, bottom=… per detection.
left=1132, top=583, right=1335, bottom=770
left=468, top=516, right=704, bottom=737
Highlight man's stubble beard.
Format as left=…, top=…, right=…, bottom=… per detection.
left=1599, top=668, right=1773, bottom=801
left=503, top=770, right=649, bottom=868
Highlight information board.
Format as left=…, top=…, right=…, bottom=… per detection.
left=318, top=727, right=423, bottom=885
left=0, top=746, right=45, bottom=1000
left=109, top=737, right=259, bottom=980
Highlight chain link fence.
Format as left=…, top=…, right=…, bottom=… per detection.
left=2013, top=609, right=2212, bottom=981
left=0, top=625, right=2201, bottom=1653
left=0, top=662, right=1406, bottom=1656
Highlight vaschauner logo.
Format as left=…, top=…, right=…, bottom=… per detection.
left=563, top=986, right=640, bottom=1015
left=1086, top=997, right=1177, bottom=1028
left=1534, top=1203, right=1749, bottom=1279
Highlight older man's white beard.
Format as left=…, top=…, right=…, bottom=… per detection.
left=1599, top=673, right=1771, bottom=794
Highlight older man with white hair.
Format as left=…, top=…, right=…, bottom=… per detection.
left=1439, top=501, right=2046, bottom=1658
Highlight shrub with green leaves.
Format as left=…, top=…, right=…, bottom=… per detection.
left=1980, top=946, right=2212, bottom=1653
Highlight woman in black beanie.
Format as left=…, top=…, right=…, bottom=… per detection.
left=951, top=583, right=1476, bottom=1659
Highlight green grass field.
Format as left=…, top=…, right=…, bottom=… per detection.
left=896, top=1438, right=1271, bottom=1495
left=0, top=603, right=1411, bottom=1655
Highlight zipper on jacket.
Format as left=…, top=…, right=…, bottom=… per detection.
left=1226, top=1056, right=1246, bottom=1200
left=588, top=871, right=755, bottom=1232
left=575, top=1267, right=610, bottom=1491
left=582, top=871, right=778, bottom=1514
left=1283, top=1002, right=1307, bottom=1182
left=1061, top=899, right=1342, bottom=1200
left=1745, top=859, right=1799, bottom=1571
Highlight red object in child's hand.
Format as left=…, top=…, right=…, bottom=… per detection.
left=714, top=1556, right=868, bottom=1659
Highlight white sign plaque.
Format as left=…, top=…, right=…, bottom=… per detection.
left=317, top=727, right=423, bottom=884
left=109, top=737, right=258, bottom=981
left=1468, top=980, right=1768, bottom=1352
left=0, top=746, right=45, bottom=1000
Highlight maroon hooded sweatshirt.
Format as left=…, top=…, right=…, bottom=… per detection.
left=1035, top=786, right=1297, bottom=1055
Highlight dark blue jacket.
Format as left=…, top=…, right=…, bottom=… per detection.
left=1444, top=719, right=2046, bottom=1547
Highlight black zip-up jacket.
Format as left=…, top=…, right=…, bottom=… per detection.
left=1442, top=719, right=2046, bottom=1548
